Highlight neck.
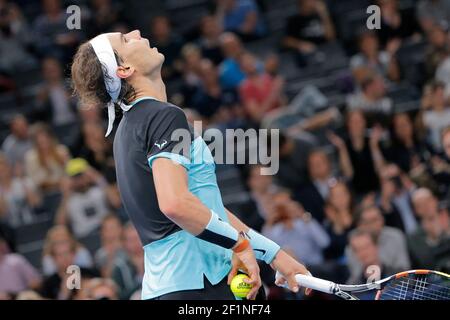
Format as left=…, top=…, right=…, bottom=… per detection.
left=130, top=72, right=167, bottom=103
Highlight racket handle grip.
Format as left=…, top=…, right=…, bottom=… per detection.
left=293, top=274, right=335, bottom=294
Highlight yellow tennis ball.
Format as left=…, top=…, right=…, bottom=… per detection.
left=230, top=274, right=252, bottom=298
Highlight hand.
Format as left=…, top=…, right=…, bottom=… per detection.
left=298, top=41, right=316, bottom=54
left=386, top=38, right=401, bottom=55
left=229, top=245, right=261, bottom=300
left=315, top=0, right=329, bottom=17
left=369, top=126, right=384, bottom=147
left=327, top=131, right=345, bottom=150
left=271, top=250, right=312, bottom=295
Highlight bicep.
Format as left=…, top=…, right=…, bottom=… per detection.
left=152, top=158, right=189, bottom=207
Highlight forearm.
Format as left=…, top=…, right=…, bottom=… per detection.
left=283, top=37, right=311, bottom=51
left=54, top=200, right=68, bottom=225
left=161, top=190, right=219, bottom=235
left=337, top=146, right=354, bottom=179
left=370, top=143, right=386, bottom=174
left=320, top=14, right=335, bottom=40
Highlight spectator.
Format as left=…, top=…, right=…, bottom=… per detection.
left=375, top=0, right=420, bottom=48
left=77, top=121, right=114, bottom=177
left=34, top=57, right=78, bottom=141
left=276, top=132, right=318, bottom=191
left=422, top=81, right=450, bottom=152
left=262, top=190, right=330, bottom=267
left=247, top=164, right=279, bottom=220
left=386, top=112, right=429, bottom=173
left=218, top=32, right=248, bottom=90
left=239, top=52, right=285, bottom=124
left=346, top=73, right=393, bottom=127
left=39, top=240, right=98, bottom=300
left=198, top=15, right=224, bottom=65
left=1, top=114, right=33, bottom=168
left=323, top=181, right=355, bottom=261
left=24, top=123, right=70, bottom=194
left=215, top=0, right=266, bottom=41
left=0, top=0, right=36, bottom=73
left=409, top=192, right=450, bottom=271
left=424, top=24, right=449, bottom=80
left=180, top=43, right=204, bottom=108
left=0, top=232, right=41, bottom=299
left=84, top=277, right=119, bottom=300
left=346, top=205, right=411, bottom=280
left=0, top=153, right=41, bottom=227
left=347, top=229, right=403, bottom=293
left=283, top=0, right=335, bottom=67
left=350, top=31, right=400, bottom=83
left=41, top=225, right=93, bottom=276
left=32, top=0, right=82, bottom=63
left=416, top=0, right=450, bottom=33
left=111, top=223, right=144, bottom=300
left=297, top=149, right=337, bottom=222
left=342, top=110, right=380, bottom=195
left=55, top=158, right=109, bottom=238
left=94, top=214, right=124, bottom=278
left=190, top=59, right=228, bottom=120
left=377, top=164, right=419, bottom=234
left=87, top=0, right=121, bottom=38
left=149, top=15, right=183, bottom=80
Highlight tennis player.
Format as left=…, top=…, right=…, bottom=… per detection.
left=71, top=30, right=310, bottom=300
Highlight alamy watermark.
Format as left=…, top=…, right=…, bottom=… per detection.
left=367, top=5, right=381, bottom=30
left=66, top=5, right=81, bottom=30
left=162, top=121, right=280, bottom=175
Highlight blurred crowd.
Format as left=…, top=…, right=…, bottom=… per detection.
left=0, top=0, right=450, bottom=300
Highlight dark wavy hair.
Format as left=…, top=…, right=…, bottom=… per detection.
left=71, top=41, right=136, bottom=116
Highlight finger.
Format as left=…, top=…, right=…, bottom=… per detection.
left=246, top=283, right=260, bottom=300
left=305, top=288, right=313, bottom=296
left=244, top=267, right=259, bottom=285
left=275, top=277, right=286, bottom=287
left=286, top=275, right=299, bottom=293
left=227, top=266, right=238, bottom=285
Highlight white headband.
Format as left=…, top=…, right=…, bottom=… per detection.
left=90, top=34, right=131, bottom=137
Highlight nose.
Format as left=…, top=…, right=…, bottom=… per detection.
left=127, top=30, right=142, bottom=40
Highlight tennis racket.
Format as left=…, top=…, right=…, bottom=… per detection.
left=275, top=269, right=450, bottom=300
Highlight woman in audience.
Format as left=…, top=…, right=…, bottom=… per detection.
left=343, top=110, right=380, bottom=196
left=239, top=52, right=285, bottom=124
left=0, top=153, right=41, bottom=227
left=24, top=123, right=70, bottom=195
left=111, top=223, right=143, bottom=300
left=94, top=214, right=124, bottom=278
left=41, top=225, right=93, bottom=276
left=323, top=181, right=355, bottom=261
left=385, top=112, right=429, bottom=173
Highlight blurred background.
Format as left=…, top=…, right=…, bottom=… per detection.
left=0, top=0, right=449, bottom=300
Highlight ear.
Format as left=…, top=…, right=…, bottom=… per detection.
left=116, top=65, right=135, bottom=79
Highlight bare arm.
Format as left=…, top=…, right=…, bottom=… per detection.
left=152, top=158, right=214, bottom=234
left=316, top=0, right=335, bottom=41
left=327, top=131, right=354, bottom=179
left=369, top=126, right=387, bottom=175
left=153, top=158, right=262, bottom=299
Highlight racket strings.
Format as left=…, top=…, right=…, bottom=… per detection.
left=380, top=275, right=450, bottom=300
